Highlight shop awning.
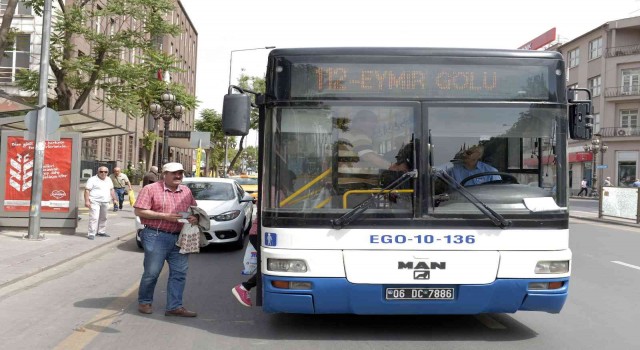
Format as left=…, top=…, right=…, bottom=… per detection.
left=0, top=108, right=132, bottom=139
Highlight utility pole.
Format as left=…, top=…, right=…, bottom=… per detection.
left=26, top=0, right=52, bottom=240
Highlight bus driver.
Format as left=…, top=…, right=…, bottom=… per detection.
left=447, top=145, right=501, bottom=186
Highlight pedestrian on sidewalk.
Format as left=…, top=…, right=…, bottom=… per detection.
left=577, top=178, right=588, bottom=196
left=603, top=177, right=612, bottom=187
left=109, top=167, right=132, bottom=211
left=232, top=218, right=258, bottom=307
left=84, top=166, right=119, bottom=240
left=142, top=165, right=159, bottom=187
left=134, top=162, right=199, bottom=317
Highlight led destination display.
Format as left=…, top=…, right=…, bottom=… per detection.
left=290, top=63, right=550, bottom=99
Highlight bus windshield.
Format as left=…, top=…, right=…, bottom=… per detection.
left=264, top=103, right=564, bottom=222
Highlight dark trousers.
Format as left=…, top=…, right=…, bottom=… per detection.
left=577, top=187, right=588, bottom=196
left=114, top=188, right=126, bottom=209
left=242, top=235, right=258, bottom=291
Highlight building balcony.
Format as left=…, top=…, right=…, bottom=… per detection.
left=597, top=127, right=640, bottom=137
left=605, top=44, right=640, bottom=58
left=604, top=86, right=640, bottom=98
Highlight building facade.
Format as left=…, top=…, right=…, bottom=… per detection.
left=0, top=0, right=197, bottom=179
left=557, top=16, right=640, bottom=191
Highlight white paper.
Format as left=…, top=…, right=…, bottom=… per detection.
left=523, top=197, right=567, bottom=212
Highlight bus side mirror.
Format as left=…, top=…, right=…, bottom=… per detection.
left=567, top=87, right=593, bottom=140
left=222, top=93, right=251, bottom=136
left=568, top=102, right=593, bottom=140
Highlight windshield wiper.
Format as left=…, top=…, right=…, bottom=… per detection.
left=331, top=170, right=418, bottom=230
left=434, top=169, right=511, bottom=229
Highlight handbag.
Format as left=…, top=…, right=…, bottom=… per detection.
left=128, top=190, right=136, bottom=206
left=241, top=243, right=257, bottom=275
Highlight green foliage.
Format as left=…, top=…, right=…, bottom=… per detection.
left=194, top=109, right=236, bottom=174
left=142, top=131, right=159, bottom=151
left=18, top=0, right=197, bottom=117
left=237, top=72, right=265, bottom=130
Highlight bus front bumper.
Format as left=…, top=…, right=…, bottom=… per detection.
left=262, top=276, right=569, bottom=314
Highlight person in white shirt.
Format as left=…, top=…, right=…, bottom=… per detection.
left=84, top=166, right=118, bottom=240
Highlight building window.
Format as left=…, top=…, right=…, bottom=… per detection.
left=105, top=138, right=112, bottom=158
left=0, top=0, right=31, bottom=15
left=593, top=113, right=600, bottom=134
left=568, top=48, right=580, bottom=68
left=620, top=109, right=638, bottom=128
left=567, top=83, right=578, bottom=100
left=589, top=37, right=602, bottom=60
left=0, top=34, right=30, bottom=83
left=588, top=76, right=601, bottom=96
left=128, top=135, right=134, bottom=162
left=117, top=136, right=123, bottom=160
left=622, top=69, right=640, bottom=94
left=616, top=151, right=638, bottom=186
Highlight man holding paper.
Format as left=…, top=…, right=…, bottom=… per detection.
left=134, top=162, right=199, bottom=317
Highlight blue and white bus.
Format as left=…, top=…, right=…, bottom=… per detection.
left=223, top=48, right=593, bottom=315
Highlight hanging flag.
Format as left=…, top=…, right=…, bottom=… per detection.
left=195, top=148, right=202, bottom=177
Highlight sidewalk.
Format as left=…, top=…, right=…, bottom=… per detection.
left=568, top=196, right=640, bottom=228
left=0, top=186, right=140, bottom=288
left=0, top=194, right=637, bottom=290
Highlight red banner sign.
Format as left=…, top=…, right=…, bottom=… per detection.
left=4, top=136, right=72, bottom=212
left=518, top=28, right=556, bottom=50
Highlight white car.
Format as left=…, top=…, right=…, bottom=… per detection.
left=135, top=178, right=254, bottom=250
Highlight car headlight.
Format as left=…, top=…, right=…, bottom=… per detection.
left=211, top=210, right=241, bottom=221
left=535, top=260, right=570, bottom=274
left=267, top=258, right=308, bottom=272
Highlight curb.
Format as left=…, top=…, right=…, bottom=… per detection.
left=569, top=215, right=639, bottom=228
left=0, top=231, right=136, bottom=290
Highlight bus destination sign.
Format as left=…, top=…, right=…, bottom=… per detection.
left=290, top=63, right=550, bottom=99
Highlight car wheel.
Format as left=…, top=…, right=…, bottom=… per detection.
left=232, top=231, right=245, bottom=250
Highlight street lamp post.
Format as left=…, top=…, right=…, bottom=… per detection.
left=583, top=136, right=607, bottom=198
left=150, top=90, right=184, bottom=165
left=225, top=46, right=275, bottom=177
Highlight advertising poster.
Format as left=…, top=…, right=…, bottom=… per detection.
left=4, top=136, right=72, bottom=212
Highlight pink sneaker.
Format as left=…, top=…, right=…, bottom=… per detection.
left=232, top=284, right=252, bottom=307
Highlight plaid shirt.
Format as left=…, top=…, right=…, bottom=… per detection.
left=134, top=181, right=197, bottom=233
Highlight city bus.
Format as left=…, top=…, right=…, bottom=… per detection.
left=223, top=48, right=593, bottom=314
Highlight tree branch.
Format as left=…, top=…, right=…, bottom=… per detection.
left=73, top=49, right=106, bottom=109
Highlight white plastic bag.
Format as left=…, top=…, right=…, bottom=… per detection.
left=241, top=243, right=257, bottom=275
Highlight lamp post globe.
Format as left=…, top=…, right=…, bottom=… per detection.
left=150, top=90, right=183, bottom=165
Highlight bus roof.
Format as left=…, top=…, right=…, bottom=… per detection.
left=269, top=47, right=563, bottom=60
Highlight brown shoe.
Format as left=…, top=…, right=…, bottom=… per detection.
left=165, top=307, right=197, bottom=317
left=138, top=303, right=152, bottom=314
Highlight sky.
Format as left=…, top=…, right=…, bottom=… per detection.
left=181, top=0, right=640, bottom=116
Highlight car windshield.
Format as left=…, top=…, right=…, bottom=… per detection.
left=234, top=177, right=258, bottom=186
left=186, top=182, right=235, bottom=201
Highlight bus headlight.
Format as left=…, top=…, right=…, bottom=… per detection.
left=267, top=258, right=308, bottom=272
left=535, top=260, right=569, bottom=274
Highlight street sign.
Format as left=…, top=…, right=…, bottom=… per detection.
left=596, top=165, right=608, bottom=169
left=24, top=108, right=60, bottom=141
left=166, top=130, right=190, bottom=138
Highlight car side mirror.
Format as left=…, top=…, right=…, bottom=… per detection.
left=240, top=193, right=254, bottom=203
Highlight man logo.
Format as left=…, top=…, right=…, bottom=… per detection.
left=414, top=270, right=430, bottom=280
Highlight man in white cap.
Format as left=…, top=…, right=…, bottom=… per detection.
left=603, top=176, right=612, bottom=187
left=134, top=162, right=199, bottom=317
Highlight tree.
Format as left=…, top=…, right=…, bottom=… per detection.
left=0, top=0, right=19, bottom=61
left=19, top=0, right=195, bottom=116
left=194, top=108, right=236, bottom=177
left=228, top=71, right=265, bottom=171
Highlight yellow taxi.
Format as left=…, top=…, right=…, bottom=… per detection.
left=231, top=174, right=259, bottom=203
